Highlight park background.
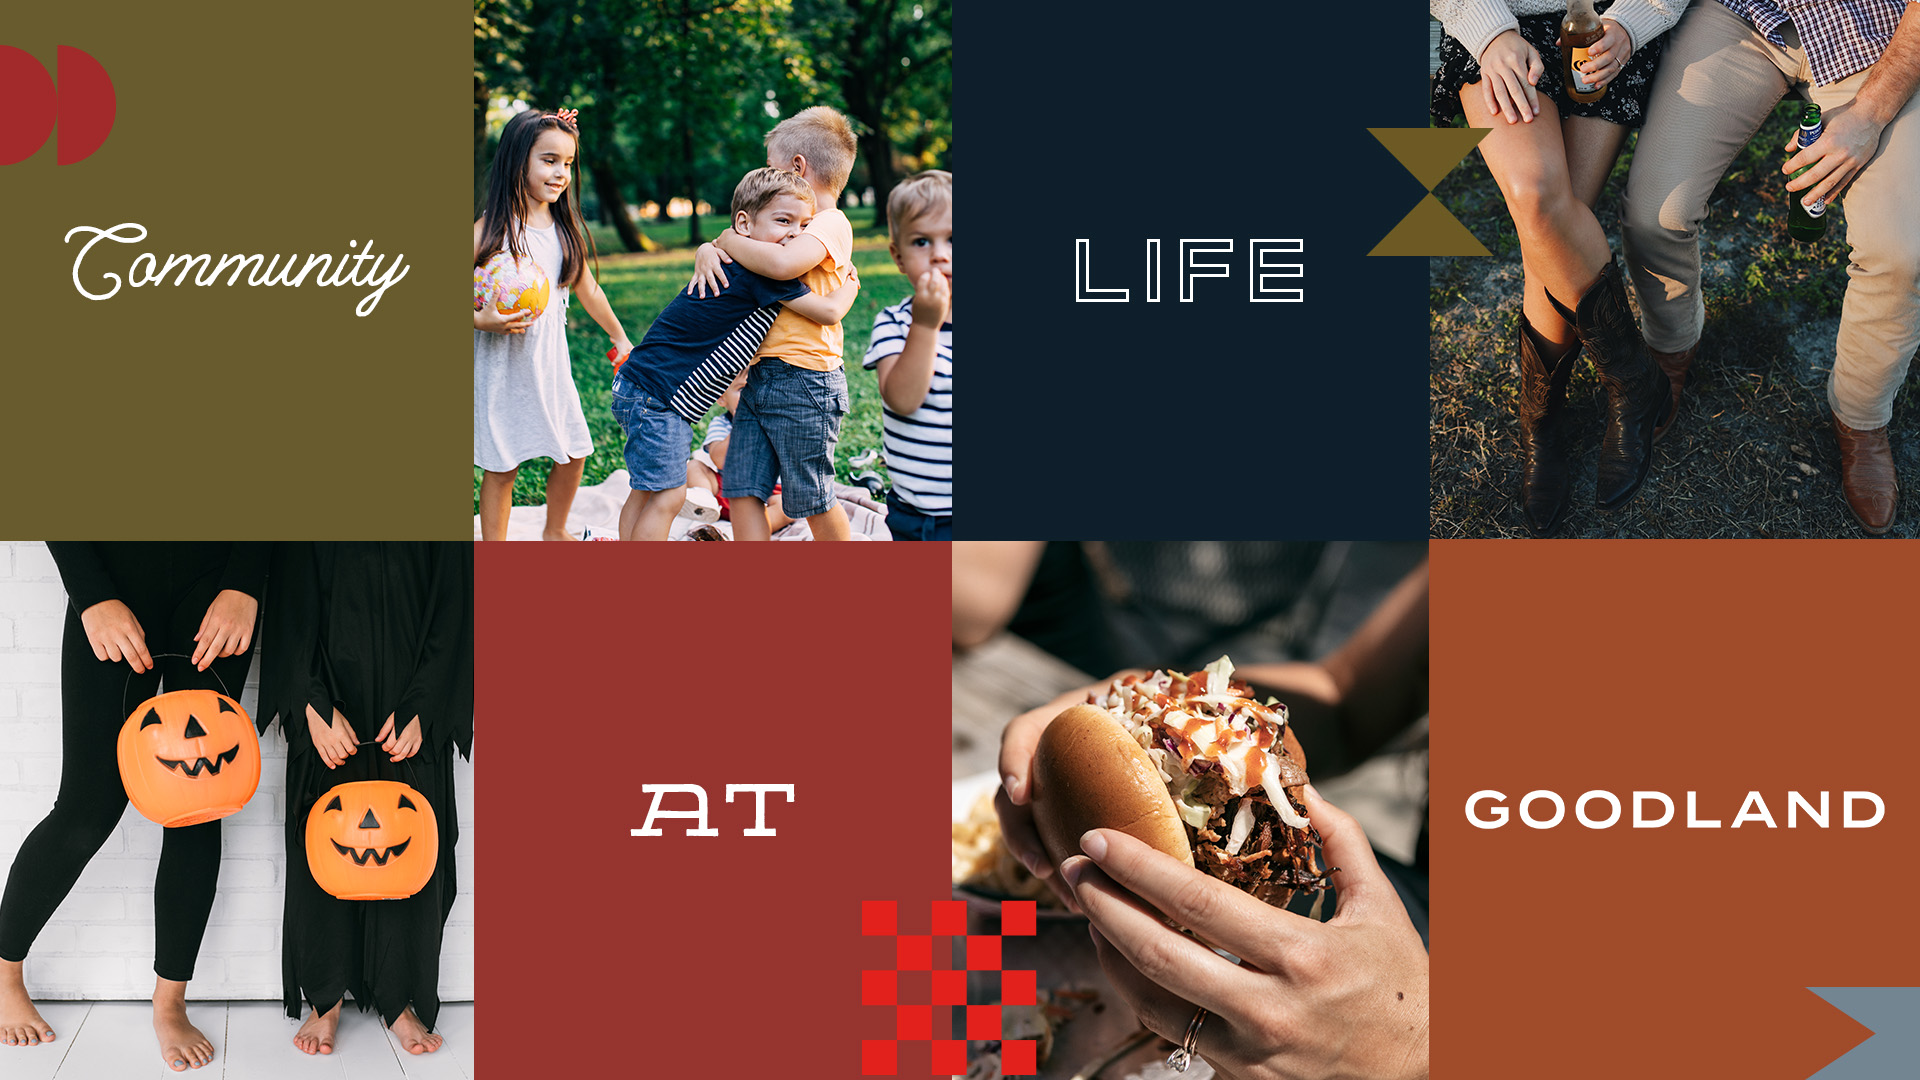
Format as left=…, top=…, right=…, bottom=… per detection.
left=472, top=0, right=952, bottom=512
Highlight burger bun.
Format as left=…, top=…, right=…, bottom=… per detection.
left=1030, top=704, right=1193, bottom=872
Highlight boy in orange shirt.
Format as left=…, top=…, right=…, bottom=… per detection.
left=688, top=107, right=860, bottom=541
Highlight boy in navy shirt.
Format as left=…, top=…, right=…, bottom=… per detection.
left=609, top=167, right=860, bottom=540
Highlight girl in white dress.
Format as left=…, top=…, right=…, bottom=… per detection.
left=474, top=107, right=633, bottom=540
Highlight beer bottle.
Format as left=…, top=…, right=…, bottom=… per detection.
left=1787, top=103, right=1829, bottom=242
left=1561, top=0, right=1606, bottom=104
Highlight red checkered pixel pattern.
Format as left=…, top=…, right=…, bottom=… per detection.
left=860, top=900, right=1039, bottom=1076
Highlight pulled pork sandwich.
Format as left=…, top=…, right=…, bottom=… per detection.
left=1031, top=658, right=1328, bottom=907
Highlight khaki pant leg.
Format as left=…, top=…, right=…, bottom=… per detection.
left=1621, top=1, right=1796, bottom=352
left=1817, top=79, right=1920, bottom=428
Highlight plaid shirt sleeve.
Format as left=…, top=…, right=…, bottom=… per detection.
left=1714, top=0, right=1912, bottom=84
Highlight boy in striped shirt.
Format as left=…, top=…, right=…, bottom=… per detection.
left=863, top=171, right=953, bottom=540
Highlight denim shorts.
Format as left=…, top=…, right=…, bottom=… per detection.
left=609, top=375, right=692, bottom=491
left=726, top=360, right=848, bottom=519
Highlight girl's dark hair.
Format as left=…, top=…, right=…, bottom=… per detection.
left=474, top=108, right=595, bottom=289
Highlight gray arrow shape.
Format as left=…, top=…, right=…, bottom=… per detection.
left=1807, top=987, right=1920, bottom=1079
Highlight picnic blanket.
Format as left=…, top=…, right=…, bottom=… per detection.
left=473, top=471, right=893, bottom=541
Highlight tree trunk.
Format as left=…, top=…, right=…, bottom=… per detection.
left=860, top=129, right=897, bottom=234
left=675, top=0, right=704, bottom=248
left=681, top=111, right=702, bottom=246
left=473, top=74, right=490, bottom=220
left=590, top=158, right=646, bottom=253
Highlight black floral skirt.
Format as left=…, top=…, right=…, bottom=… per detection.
left=1431, top=2, right=1666, bottom=128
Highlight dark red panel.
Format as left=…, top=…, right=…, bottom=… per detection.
left=476, top=544, right=950, bottom=1076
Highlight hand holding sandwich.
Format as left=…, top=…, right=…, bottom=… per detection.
left=1062, top=786, right=1430, bottom=1080
left=995, top=673, right=1147, bottom=910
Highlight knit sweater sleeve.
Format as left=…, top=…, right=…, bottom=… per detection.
left=1431, top=0, right=1521, bottom=62
left=1598, top=0, right=1690, bottom=54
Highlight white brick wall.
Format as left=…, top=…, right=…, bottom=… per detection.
left=0, top=543, right=476, bottom=1002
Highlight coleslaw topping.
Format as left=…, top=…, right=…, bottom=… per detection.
left=1096, top=656, right=1311, bottom=830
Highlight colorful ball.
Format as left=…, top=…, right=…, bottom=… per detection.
left=473, top=251, right=552, bottom=321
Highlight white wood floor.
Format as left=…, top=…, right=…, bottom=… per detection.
left=5, top=1001, right=474, bottom=1079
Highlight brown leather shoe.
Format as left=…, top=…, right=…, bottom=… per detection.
left=1650, top=343, right=1696, bottom=442
left=1833, top=415, right=1898, bottom=535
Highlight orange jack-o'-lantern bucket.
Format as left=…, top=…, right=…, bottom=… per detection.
left=116, top=662, right=262, bottom=828
left=305, top=777, right=439, bottom=900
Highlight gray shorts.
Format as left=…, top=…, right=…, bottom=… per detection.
left=726, top=360, right=848, bottom=519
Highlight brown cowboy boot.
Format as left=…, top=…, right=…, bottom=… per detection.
left=1833, top=415, right=1898, bottom=534
left=1547, top=263, right=1672, bottom=510
left=1515, top=317, right=1579, bottom=535
left=1650, top=342, right=1696, bottom=442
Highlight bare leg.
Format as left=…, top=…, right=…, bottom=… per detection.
left=619, top=489, right=654, bottom=541
left=807, top=503, right=852, bottom=541
left=1527, top=114, right=1631, bottom=351
left=765, top=493, right=792, bottom=532
left=153, top=977, right=213, bottom=1071
left=389, top=1006, right=444, bottom=1055
left=0, top=959, right=54, bottom=1047
left=1561, top=114, right=1628, bottom=210
left=732, top=495, right=773, bottom=541
left=292, top=1001, right=340, bottom=1056
left=477, top=468, right=518, bottom=541
left=1461, top=89, right=1618, bottom=336
left=1520, top=252, right=1577, bottom=353
left=632, top=485, right=687, bottom=541
left=542, top=457, right=587, bottom=540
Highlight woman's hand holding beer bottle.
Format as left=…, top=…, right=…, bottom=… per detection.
left=1581, top=20, right=1634, bottom=91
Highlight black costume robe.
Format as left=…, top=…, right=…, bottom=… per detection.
left=258, top=542, right=474, bottom=1028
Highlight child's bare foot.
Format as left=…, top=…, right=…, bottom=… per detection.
left=541, top=525, right=581, bottom=541
left=389, top=1007, right=443, bottom=1055
left=153, top=984, right=213, bottom=1071
left=292, top=1001, right=341, bottom=1055
left=0, top=960, right=55, bottom=1047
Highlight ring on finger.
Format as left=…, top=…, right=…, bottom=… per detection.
left=1166, top=1008, right=1207, bottom=1073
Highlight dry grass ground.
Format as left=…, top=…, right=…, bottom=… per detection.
left=1429, top=104, right=1919, bottom=538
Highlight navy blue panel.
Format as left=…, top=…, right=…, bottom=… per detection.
left=960, top=4, right=1433, bottom=538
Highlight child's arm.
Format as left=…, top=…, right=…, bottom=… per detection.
left=686, top=232, right=830, bottom=297
left=778, top=265, right=860, bottom=326
left=714, top=229, right=831, bottom=281
left=475, top=305, right=533, bottom=334
left=570, top=265, right=635, bottom=363
left=875, top=270, right=950, bottom=416
left=687, top=242, right=734, bottom=297
left=473, top=219, right=533, bottom=335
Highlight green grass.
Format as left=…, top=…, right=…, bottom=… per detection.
left=474, top=204, right=902, bottom=512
